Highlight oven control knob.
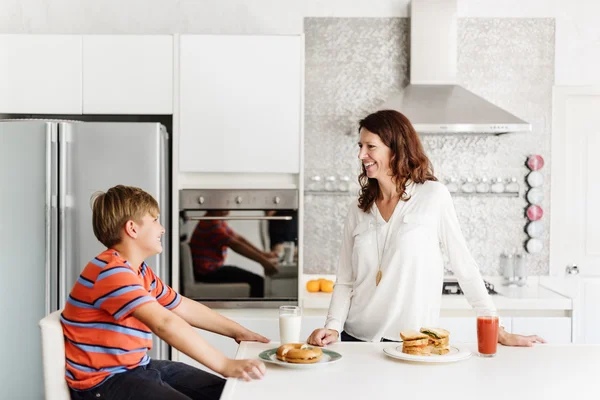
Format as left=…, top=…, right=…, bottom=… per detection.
left=235, top=196, right=243, bottom=204
left=273, top=196, right=281, bottom=204
left=197, top=196, right=205, bottom=205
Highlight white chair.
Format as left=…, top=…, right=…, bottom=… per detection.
left=180, top=242, right=251, bottom=298
left=39, top=310, right=70, bottom=400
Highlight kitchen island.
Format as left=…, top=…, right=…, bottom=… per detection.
left=220, top=341, right=600, bottom=400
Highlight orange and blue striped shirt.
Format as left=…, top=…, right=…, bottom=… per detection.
left=61, top=249, right=181, bottom=391
left=189, top=220, right=234, bottom=275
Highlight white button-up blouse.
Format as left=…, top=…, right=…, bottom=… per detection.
left=324, top=180, right=496, bottom=341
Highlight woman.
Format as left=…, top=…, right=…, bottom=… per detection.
left=307, top=110, right=545, bottom=346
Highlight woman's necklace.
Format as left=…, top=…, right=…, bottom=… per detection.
left=374, top=203, right=397, bottom=287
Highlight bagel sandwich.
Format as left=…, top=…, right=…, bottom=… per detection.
left=276, top=343, right=323, bottom=364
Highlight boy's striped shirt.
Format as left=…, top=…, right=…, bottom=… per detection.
left=189, top=220, right=233, bottom=274
left=61, top=249, right=181, bottom=391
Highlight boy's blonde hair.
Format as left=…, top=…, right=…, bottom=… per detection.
left=91, top=185, right=160, bottom=248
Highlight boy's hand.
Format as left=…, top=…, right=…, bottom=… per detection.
left=222, top=359, right=266, bottom=381
left=234, top=329, right=270, bottom=344
left=261, top=260, right=279, bottom=276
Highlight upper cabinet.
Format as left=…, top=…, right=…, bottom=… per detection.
left=82, top=35, right=173, bottom=114
left=0, top=35, right=82, bottom=114
left=179, top=35, right=303, bottom=173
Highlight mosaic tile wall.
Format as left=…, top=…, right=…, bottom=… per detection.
left=303, top=18, right=555, bottom=276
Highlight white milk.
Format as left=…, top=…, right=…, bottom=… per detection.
left=279, top=314, right=302, bottom=344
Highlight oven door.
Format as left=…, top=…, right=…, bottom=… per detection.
left=179, top=189, right=299, bottom=308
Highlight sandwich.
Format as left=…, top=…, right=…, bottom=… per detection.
left=399, top=330, right=431, bottom=356
left=420, top=327, right=450, bottom=355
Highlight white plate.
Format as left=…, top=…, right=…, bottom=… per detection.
left=258, top=348, right=342, bottom=369
left=383, top=345, right=472, bottom=363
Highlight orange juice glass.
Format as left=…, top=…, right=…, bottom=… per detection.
left=477, top=310, right=499, bottom=357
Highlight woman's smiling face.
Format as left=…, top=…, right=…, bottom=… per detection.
left=358, top=128, right=393, bottom=181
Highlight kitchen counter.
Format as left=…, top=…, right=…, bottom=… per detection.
left=221, top=341, right=600, bottom=400
left=300, top=275, right=573, bottom=312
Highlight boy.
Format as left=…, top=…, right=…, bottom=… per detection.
left=61, top=185, right=268, bottom=400
left=189, top=210, right=279, bottom=297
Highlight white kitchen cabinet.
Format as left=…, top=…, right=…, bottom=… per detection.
left=581, top=278, right=600, bottom=344
left=82, top=35, right=173, bottom=114
left=438, top=317, right=511, bottom=343
left=511, top=317, right=572, bottom=344
left=179, top=34, right=303, bottom=173
left=0, top=35, right=82, bottom=114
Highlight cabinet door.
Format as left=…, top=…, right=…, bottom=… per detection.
left=511, top=317, right=571, bottom=344
left=0, top=35, right=82, bottom=114
left=582, top=279, right=600, bottom=344
left=439, top=317, right=511, bottom=343
left=179, top=35, right=302, bottom=173
left=551, top=87, right=600, bottom=277
left=82, top=35, right=173, bottom=114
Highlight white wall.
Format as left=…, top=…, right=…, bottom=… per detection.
left=0, top=0, right=598, bottom=85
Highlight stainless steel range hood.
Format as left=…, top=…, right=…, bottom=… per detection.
left=382, top=0, right=531, bottom=135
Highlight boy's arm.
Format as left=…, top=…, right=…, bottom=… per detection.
left=228, top=234, right=270, bottom=264
left=171, top=296, right=270, bottom=344
left=228, top=235, right=279, bottom=276
left=132, top=301, right=266, bottom=380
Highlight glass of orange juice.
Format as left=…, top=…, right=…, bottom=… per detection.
left=477, top=310, right=499, bottom=357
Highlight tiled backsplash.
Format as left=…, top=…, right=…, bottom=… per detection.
left=303, top=18, right=555, bottom=276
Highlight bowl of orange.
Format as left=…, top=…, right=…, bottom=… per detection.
left=306, top=278, right=334, bottom=293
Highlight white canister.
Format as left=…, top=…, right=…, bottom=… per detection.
left=526, top=188, right=544, bottom=205
left=527, top=171, right=544, bottom=188
left=526, top=238, right=543, bottom=254
left=526, top=221, right=544, bottom=238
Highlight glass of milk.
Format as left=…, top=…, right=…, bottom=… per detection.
left=279, top=305, right=302, bottom=344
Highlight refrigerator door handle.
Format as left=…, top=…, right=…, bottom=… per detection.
left=46, top=123, right=58, bottom=315
left=58, top=123, right=70, bottom=309
left=158, top=126, right=169, bottom=360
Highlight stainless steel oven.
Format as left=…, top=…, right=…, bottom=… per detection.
left=179, top=189, right=299, bottom=308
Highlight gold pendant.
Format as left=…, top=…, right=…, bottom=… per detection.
left=376, top=270, right=382, bottom=286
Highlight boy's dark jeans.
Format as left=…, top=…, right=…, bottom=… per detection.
left=69, top=360, right=225, bottom=400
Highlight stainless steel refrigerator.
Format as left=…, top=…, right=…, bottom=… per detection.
left=0, top=120, right=170, bottom=400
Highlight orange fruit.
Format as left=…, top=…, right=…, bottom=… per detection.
left=320, top=279, right=334, bottom=293
left=306, top=280, right=321, bottom=292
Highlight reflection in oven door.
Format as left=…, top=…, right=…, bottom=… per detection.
left=179, top=189, right=299, bottom=306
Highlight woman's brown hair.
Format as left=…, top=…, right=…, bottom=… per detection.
left=357, top=110, right=437, bottom=212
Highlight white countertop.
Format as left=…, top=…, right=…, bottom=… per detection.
left=300, top=275, right=573, bottom=311
left=221, top=341, right=600, bottom=400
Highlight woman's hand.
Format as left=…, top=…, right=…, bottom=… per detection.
left=221, top=359, right=266, bottom=381
left=307, top=328, right=339, bottom=347
left=234, top=328, right=270, bottom=344
left=498, top=328, right=546, bottom=347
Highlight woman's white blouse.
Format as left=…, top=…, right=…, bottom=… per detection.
left=324, top=180, right=496, bottom=341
